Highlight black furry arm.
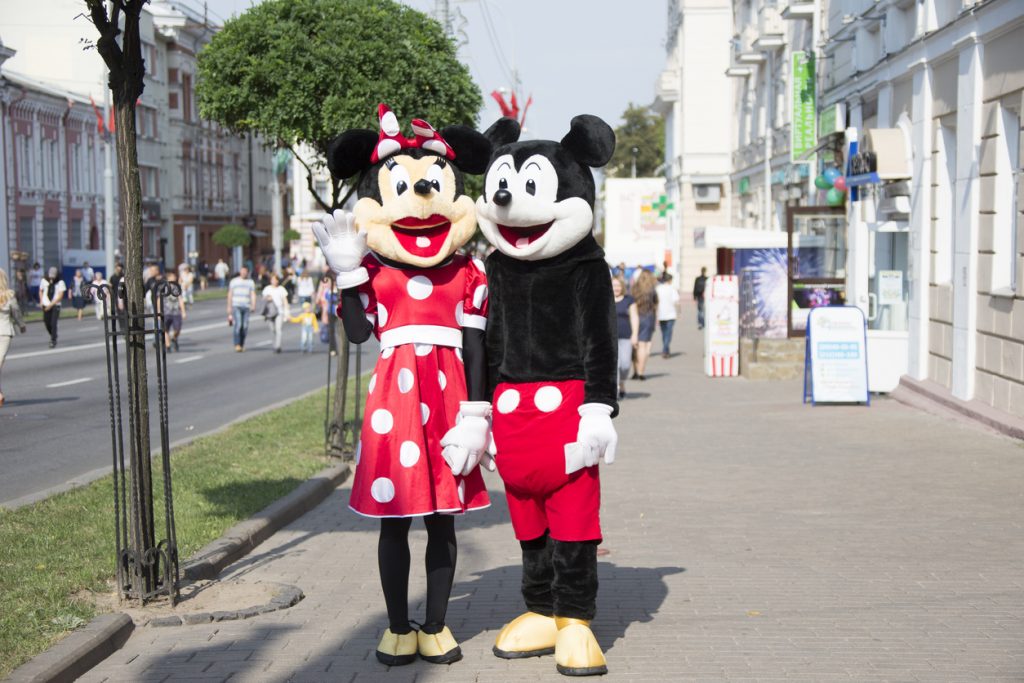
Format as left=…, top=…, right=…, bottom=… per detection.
left=575, top=261, right=619, bottom=417
left=338, top=287, right=373, bottom=344
left=484, top=260, right=504, bottom=401
left=462, top=328, right=487, bottom=402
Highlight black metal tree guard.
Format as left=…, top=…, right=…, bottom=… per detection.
left=324, top=282, right=363, bottom=460
left=88, top=280, right=180, bottom=605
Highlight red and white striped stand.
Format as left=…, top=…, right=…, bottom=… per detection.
left=703, top=275, right=739, bottom=378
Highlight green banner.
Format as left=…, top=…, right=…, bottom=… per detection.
left=791, top=51, right=816, bottom=163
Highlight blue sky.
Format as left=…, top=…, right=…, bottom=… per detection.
left=198, top=0, right=668, bottom=140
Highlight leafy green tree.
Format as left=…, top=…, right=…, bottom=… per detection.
left=283, top=228, right=302, bottom=242
left=212, top=224, right=252, bottom=249
left=196, top=0, right=482, bottom=211
left=606, top=103, right=665, bottom=178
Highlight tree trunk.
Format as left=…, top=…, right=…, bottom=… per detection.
left=328, top=325, right=350, bottom=456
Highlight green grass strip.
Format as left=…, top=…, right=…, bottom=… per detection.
left=0, top=381, right=363, bottom=677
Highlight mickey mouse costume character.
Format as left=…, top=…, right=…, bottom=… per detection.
left=476, top=115, right=619, bottom=676
left=313, top=104, right=500, bottom=667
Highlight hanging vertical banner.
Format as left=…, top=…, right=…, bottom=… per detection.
left=791, top=51, right=816, bottom=164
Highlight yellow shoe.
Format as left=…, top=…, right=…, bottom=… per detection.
left=554, top=617, right=607, bottom=676
left=493, top=611, right=558, bottom=659
left=375, top=628, right=418, bottom=666
left=417, top=625, right=462, bottom=664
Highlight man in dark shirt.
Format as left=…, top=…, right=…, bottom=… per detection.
left=693, top=266, right=708, bottom=329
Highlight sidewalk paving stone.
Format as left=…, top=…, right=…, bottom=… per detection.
left=78, top=312, right=1024, bottom=682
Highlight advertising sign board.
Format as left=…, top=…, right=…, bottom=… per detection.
left=803, top=306, right=870, bottom=404
left=704, top=275, right=739, bottom=377
left=791, top=51, right=817, bottom=163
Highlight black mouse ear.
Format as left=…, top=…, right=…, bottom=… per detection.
left=326, top=129, right=378, bottom=180
left=483, top=117, right=521, bottom=148
left=560, top=114, right=616, bottom=168
left=439, top=125, right=492, bottom=175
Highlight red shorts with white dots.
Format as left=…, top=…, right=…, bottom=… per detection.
left=491, top=379, right=601, bottom=543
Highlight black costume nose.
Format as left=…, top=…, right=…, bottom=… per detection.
left=414, top=179, right=433, bottom=195
left=493, top=189, right=512, bottom=206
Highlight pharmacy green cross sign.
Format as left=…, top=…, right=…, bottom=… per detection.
left=652, top=195, right=674, bottom=217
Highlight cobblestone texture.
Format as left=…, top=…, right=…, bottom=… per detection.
left=81, top=312, right=1024, bottom=682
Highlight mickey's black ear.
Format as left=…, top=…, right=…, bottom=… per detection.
left=560, top=115, right=616, bottom=168
left=439, top=125, right=492, bottom=175
left=326, top=129, right=378, bottom=180
left=484, top=117, right=520, bottom=148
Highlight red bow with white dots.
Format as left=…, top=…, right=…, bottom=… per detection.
left=371, top=103, right=455, bottom=164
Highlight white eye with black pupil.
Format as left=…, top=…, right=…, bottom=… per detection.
left=426, top=164, right=445, bottom=195
left=389, top=165, right=411, bottom=197
left=396, top=181, right=407, bottom=195
left=525, top=179, right=536, bottom=196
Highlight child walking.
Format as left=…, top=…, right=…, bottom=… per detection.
left=289, top=301, right=319, bottom=353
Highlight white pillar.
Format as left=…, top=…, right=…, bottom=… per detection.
left=271, top=176, right=282, bottom=275
left=908, top=61, right=933, bottom=380
left=0, top=102, right=9, bottom=275
left=951, top=34, right=983, bottom=401
left=763, top=51, right=774, bottom=231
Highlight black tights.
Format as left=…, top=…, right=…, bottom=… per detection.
left=378, top=514, right=457, bottom=635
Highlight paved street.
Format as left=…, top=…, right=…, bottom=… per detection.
left=81, top=311, right=1024, bottom=682
left=0, top=295, right=374, bottom=507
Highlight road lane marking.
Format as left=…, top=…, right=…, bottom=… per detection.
left=255, top=340, right=272, bottom=347
left=46, top=377, right=93, bottom=388
left=8, top=321, right=228, bottom=361
left=174, top=355, right=203, bottom=364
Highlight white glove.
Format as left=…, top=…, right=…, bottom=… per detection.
left=440, top=402, right=492, bottom=476
left=564, top=403, right=617, bottom=475
left=310, top=209, right=369, bottom=288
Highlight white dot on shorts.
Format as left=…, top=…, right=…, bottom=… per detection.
left=473, top=284, right=488, bottom=309
left=438, top=370, right=447, bottom=390
left=370, top=477, right=396, bottom=503
left=397, top=368, right=414, bottom=393
left=455, top=348, right=463, bottom=362
left=381, top=347, right=395, bottom=359
left=377, top=303, right=389, bottom=326
left=368, top=373, right=377, bottom=394
left=415, top=236, right=431, bottom=248
left=454, top=302, right=464, bottom=326
left=406, top=274, right=433, bottom=300
left=359, top=293, right=369, bottom=309
left=415, top=343, right=433, bottom=356
left=420, top=402, right=430, bottom=425
left=457, top=479, right=466, bottom=504
left=399, top=441, right=420, bottom=467
left=496, top=389, right=521, bottom=414
left=534, top=386, right=563, bottom=413
left=371, top=408, right=394, bottom=434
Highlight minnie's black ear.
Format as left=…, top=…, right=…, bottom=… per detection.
left=326, top=129, right=378, bottom=180
left=560, top=115, right=616, bottom=168
left=484, top=117, right=521, bottom=148
left=439, top=125, right=493, bottom=175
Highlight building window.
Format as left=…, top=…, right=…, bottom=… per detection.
left=71, top=218, right=84, bottom=249
left=18, top=134, right=33, bottom=187
left=992, top=104, right=1020, bottom=294
left=169, top=92, right=178, bottom=109
left=182, top=73, right=193, bottom=124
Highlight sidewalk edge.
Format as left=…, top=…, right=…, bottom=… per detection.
left=182, top=461, right=351, bottom=581
left=893, top=376, right=1024, bottom=441
left=6, top=613, right=133, bottom=683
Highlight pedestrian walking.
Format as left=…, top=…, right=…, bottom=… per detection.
left=261, top=273, right=289, bottom=353
left=281, top=266, right=296, bottom=303
left=81, top=261, right=94, bottom=283
left=296, top=270, right=315, bottom=305
left=289, top=301, right=319, bottom=353
left=181, top=265, right=195, bottom=306
left=214, top=258, right=230, bottom=287
left=613, top=276, right=639, bottom=398
left=90, top=271, right=109, bottom=322
left=227, top=266, right=256, bottom=351
left=161, top=271, right=186, bottom=352
left=39, top=267, right=66, bottom=348
left=693, top=266, right=708, bottom=329
left=69, top=269, right=87, bottom=320
left=631, top=269, right=658, bottom=380
left=0, top=268, right=27, bottom=407
left=655, top=273, right=680, bottom=358
left=14, top=268, right=28, bottom=309
left=27, top=262, right=42, bottom=306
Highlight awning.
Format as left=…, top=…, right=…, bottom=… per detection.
left=861, top=128, right=911, bottom=180
left=694, top=225, right=789, bottom=250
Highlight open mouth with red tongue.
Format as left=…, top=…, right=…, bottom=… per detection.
left=498, top=221, right=554, bottom=249
left=391, top=215, right=452, bottom=258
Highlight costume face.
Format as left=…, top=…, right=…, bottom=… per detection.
left=354, top=153, right=476, bottom=268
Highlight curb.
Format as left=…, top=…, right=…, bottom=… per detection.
left=183, top=461, right=351, bottom=581
left=6, top=614, right=134, bottom=683
left=139, top=582, right=304, bottom=628
left=894, top=376, right=1024, bottom=441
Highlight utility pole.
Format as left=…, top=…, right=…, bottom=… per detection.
left=104, top=73, right=115, bottom=275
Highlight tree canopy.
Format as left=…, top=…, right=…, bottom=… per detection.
left=605, top=104, right=665, bottom=178
left=212, top=224, right=252, bottom=248
left=196, top=0, right=482, bottom=210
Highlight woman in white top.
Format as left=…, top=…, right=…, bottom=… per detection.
left=39, top=267, right=66, bottom=348
left=0, top=269, right=27, bottom=407
left=262, top=273, right=290, bottom=353
left=655, top=273, right=681, bottom=358
left=296, top=272, right=315, bottom=304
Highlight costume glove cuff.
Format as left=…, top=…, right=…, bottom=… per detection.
left=336, top=267, right=369, bottom=290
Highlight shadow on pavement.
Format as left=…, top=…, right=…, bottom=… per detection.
left=0, top=396, right=79, bottom=408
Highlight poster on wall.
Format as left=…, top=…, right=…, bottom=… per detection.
left=803, top=306, right=870, bottom=405
left=704, top=275, right=739, bottom=377
left=878, top=270, right=903, bottom=305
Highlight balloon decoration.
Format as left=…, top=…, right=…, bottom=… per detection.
left=833, top=175, right=848, bottom=192
left=823, top=167, right=842, bottom=185
left=814, top=174, right=831, bottom=189
left=826, top=187, right=846, bottom=206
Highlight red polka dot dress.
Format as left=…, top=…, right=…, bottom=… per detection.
left=346, top=253, right=491, bottom=518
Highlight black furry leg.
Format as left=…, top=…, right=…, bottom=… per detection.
left=521, top=531, right=555, bottom=617
left=421, top=514, right=457, bottom=634
left=379, top=517, right=413, bottom=634
left=552, top=540, right=599, bottom=621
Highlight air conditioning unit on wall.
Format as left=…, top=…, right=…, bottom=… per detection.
left=693, top=184, right=722, bottom=205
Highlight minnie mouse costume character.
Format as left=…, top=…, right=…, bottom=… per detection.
left=313, top=104, right=500, bottom=667
left=476, top=115, right=619, bottom=676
